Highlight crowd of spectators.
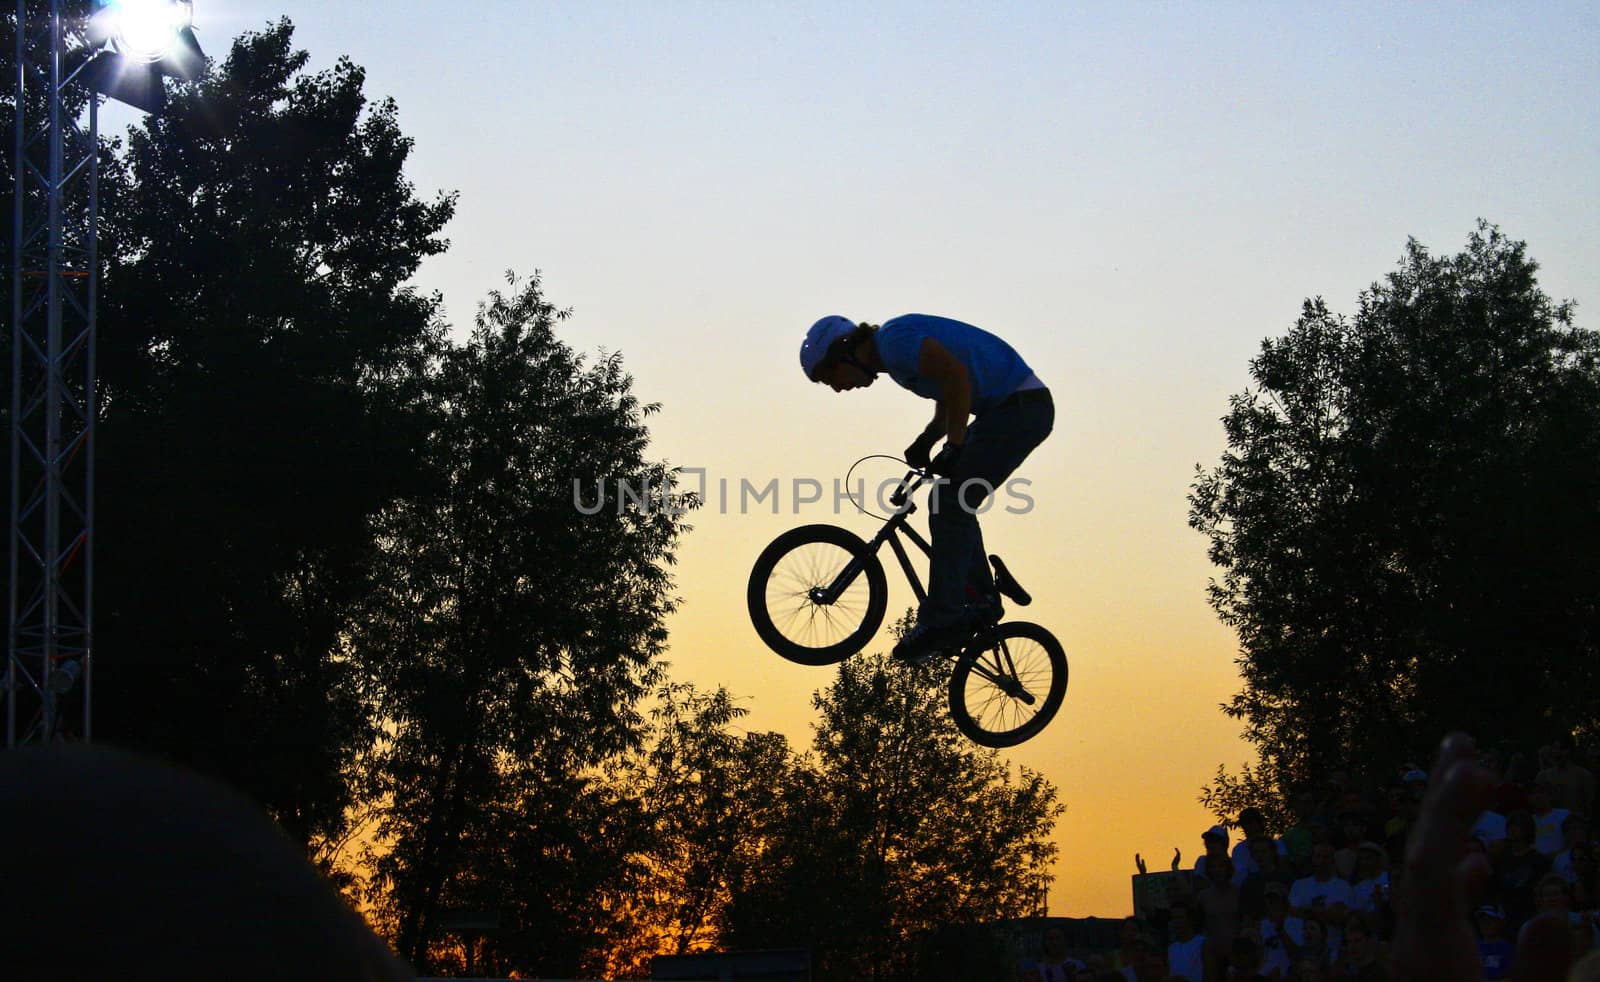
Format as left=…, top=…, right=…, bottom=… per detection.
left=1023, top=734, right=1600, bottom=982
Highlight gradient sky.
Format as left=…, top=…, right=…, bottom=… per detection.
left=176, top=0, right=1600, bottom=916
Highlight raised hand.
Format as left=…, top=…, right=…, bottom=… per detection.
left=1391, top=732, right=1573, bottom=981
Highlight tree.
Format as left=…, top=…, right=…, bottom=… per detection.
left=82, top=19, right=454, bottom=851
left=354, top=273, right=692, bottom=973
left=594, top=683, right=797, bottom=978
left=1190, top=222, right=1600, bottom=814
left=725, top=643, right=1064, bottom=982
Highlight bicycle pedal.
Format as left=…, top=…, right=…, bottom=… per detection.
left=989, top=554, right=1032, bottom=606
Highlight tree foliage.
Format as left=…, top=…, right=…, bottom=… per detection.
left=353, top=272, right=691, bottom=972
left=87, top=20, right=454, bottom=848
left=1190, top=223, right=1600, bottom=809
left=724, top=649, right=1063, bottom=981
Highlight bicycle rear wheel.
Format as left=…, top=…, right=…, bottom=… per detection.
left=748, top=524, right=888, bottom=665
left=947, top=621, right=1067, bottom=747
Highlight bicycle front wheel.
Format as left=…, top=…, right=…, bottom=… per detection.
left=948, top=621, right=1067, bottom=747
left=747, top=524, right=888, bottom=665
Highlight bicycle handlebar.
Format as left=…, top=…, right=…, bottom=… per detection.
left=889, top=468, right=932, bottom=510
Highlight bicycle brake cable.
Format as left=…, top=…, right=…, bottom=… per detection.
left=843, top=454, right=921, bottom=521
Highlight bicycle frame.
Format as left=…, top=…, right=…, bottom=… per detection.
left=814, top=470, right=935, bottom=607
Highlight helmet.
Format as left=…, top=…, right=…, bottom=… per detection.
left=800, top=315, right=857, bottom=381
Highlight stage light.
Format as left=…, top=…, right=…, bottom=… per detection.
left=80, top=0, right=205, bottom=113
left=91, top=0, right=194, bottom=64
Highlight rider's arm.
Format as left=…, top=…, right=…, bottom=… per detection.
left=917, top=338, right=971, bottom=446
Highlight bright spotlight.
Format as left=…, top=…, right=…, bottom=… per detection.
left=98, top=0, right=194, bottom=62
left=80, top=0, right=205, bottom=114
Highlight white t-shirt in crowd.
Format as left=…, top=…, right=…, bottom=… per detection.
left=1289, top=874, right=1353, bottom=913
left=1535, top=808, right=1572, bottom=856
left=1167, top=933, right=1206, bottom=982
left=1351, top=872, right=1389, bottom=912
left=1231, top=836, right=1289, bottom=884
left=1259, top=916, right=1306, bottom=979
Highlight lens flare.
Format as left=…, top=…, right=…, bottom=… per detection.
left=104, top=0, right=194, bottom=63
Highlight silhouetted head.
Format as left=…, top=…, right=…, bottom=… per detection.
left=800, top=316, right=878, bottom=391
left=0, top=744, right=413, bottom=981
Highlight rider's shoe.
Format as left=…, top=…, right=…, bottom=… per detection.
left=893, top=609, right=977, bottom=664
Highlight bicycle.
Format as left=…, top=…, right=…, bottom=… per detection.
left=746, top=462, right=1067, bottom=747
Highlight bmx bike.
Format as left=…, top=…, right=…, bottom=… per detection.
left=746, top=465, right=1067, bottom=747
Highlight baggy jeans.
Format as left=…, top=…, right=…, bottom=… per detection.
left=925, top=389, right=1054, bottom=624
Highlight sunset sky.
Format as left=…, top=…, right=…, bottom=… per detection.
left=185, top=0, right=1600, bottom=916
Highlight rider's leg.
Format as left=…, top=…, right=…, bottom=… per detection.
left=923, top=395, right=1054, bottom=627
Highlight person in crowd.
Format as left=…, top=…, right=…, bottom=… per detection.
left=1531, top=778, right=1574, bottom=857
left=1282, top=793, right=1319, bottom=875
left=1495, top=808, right=1554, bottom=930
left=1197, top=854, right=1243, bottom=979
left=1567, top=841, right=1600, bottom=911
left=1502, top=750, right=1539, bottom=814
left=1232, top=807, right=1287, bottom=884
left=1348, top=842, right=1390, bottom=916
left=1297, top=917, right=1334, bottom=974
left=1330, top=911, right=1388, bottom=980
left=1032, top=924, right=1085, bottom=982
left=1108, top=916, right=1148, bottom=981
left=1230, top=936, right=1268, bottom=981
left=1241, top=836, right=1298, bottom=922
left=1474, top=905, right=1514, bottom=981
left=1258, top=882, right=1305, bottom=980
left=1391, top=771, right=1428, bottom=855
left=1173, top=853, right=1243, bottom=979
left=1166, top=902, right=1207, bottom=982
left=1333, top=814, right=1369, bottom=882
left=1534, top=869, right=1600, bottom=958
left=1288, top=842, right=1352, bottom=953
left=1471, top=802, right=1509, bottom=858
left=1555, top=812, right=1592, bottom=883
left=1537, top=735, right=1596, bottom=817
left=1477, top=748, right=1520, bottom=818
left=1197, top=824, right=1232, bottom=875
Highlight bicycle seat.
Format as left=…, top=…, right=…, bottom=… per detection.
left=989, top=555, right=1031, bottom=606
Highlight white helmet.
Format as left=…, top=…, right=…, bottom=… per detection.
left=800, top=315, right=857, bottom=380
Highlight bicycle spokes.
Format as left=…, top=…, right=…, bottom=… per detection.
left=765, top=540, right=874, bottom=648
left=962, top=636, right=1052, bottom=726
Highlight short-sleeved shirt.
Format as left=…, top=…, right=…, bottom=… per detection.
left=873, top=314, right=1036, bottom=416
left=1231, top=836, right=1289, bottom=884
left=1167, top=933, right=1207, bottom=982
left=1288, top=874, right=1353, bottom=914
left=1534, top=808, right=1572, bottom=856
left=1259, top=917, right=1306, bottom=978
left=1350, top=873, right=1389, bottom=912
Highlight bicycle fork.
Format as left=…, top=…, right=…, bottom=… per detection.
left=961, top=631, right=1037, bottom=705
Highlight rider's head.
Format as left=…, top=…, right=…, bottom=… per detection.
left=800, top=316, right=877, bottom=391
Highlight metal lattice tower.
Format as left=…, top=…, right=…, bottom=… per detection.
left=8, top=0, right=99, bottom=745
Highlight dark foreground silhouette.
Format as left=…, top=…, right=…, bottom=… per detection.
left=0, top=744, right=413, bottom=981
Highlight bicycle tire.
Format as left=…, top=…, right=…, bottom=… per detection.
left=748, top=524, right=888, bottom=665
left=947, top=621, right=1067, bottom=747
